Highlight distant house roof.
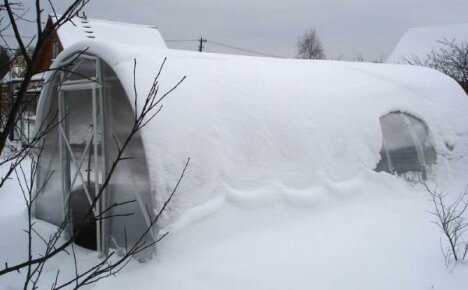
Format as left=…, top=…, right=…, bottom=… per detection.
left=50, top=15, right=167, bottom=50
left=387, top=23, right=468, bottom=63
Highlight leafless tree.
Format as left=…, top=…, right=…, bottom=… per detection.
left=350, top=54, right=384, bottom=63
left=0, top=1, right=189, bottom=289
left=296, top=29, right=325, bottom=60
left=401, top=39, right=468, bottom=94
left=0, top=0, right=92, bottom=157
left=425, top=184, right=468, bottom=267
left=353, top=54, right=365, bottom=62
left=0, top=1, right=91, bottom=189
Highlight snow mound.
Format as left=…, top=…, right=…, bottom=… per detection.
left=7, top=27, right=468, bottom=289
left=39, top=40, right=468, bottom=229
left=51, top=16, right=166, bottom=50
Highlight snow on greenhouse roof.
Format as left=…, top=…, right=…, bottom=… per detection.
left=40, top=39, right=468, bottom=227
left=387, top=23, right=468, bottom=63
left=50, top=15, right=167, bottom=50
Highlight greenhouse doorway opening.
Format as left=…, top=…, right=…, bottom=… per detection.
left=60, top=84, right=104, bottom=251
left=70, top=185, right=97, bottom=250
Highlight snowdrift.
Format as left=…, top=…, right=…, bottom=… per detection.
left=36, top=40, right=468, bottom=230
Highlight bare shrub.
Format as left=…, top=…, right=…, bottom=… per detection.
left=425, top=184, right=468, bottom=266
left=402, top=39, right=468, bottom=94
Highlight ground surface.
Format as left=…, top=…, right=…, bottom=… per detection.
left=1, top=158, right=468, bottom=290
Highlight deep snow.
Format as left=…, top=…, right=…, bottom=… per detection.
left=4, top=24, right=468, bottom=288
left=37, top=42, right=468, bottom=230
left=2, top=158, right=468, bottom=289
left=3, top=112, right=468, bottom=289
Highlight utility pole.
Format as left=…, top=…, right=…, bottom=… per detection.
left=198, top=37, right=207, bottom=52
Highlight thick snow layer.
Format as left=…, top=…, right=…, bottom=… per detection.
left=2, top=160, right=468, bottom=289
left=96, top=185, right=468, bottom=290
left=21, top=38, right=468, bottom=289
left=36, top=40, right=468, bottom=228
left=52, top=16, right=167, bottom=50
left=387, top=23, right=468, bottom=63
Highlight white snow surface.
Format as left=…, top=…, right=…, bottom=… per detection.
left=387, top=23, right=468, bottom=63
left=47, top=40, right=468, bottom=227
left=2, top=159, right=468, bottom=289
left=5, top=38, right=468, bottom=289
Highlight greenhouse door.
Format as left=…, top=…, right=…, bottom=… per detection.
left=59, top=83, right=106, bottom=251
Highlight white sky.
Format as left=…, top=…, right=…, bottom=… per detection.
left=19, top=0, right=468, bottom=60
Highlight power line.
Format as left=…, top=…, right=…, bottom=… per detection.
left=165, top=39, right=199, bottom=42
left=165, top=37, right=284, bottom=58
left=1, top=34, right=35, bottom=39
left=206, top=40, right=284, bottom=58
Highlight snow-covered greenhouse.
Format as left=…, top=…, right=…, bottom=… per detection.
left=33, top=16, right=468, bottom=258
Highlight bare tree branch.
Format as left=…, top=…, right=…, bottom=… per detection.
left=426, top=184, right=468, bottom=265
left=0, top=58, right=186, bottom=290
left=401, top=39, right=468, bottom=94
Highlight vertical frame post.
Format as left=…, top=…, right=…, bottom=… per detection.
left=58, top=72, right=72, bottom=236
left=92, top=87, right=102, bottom=253
left=96, top=58, right=108, bottom=255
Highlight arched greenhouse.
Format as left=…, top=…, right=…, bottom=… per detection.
left=33, top=16, right=468, bottom=259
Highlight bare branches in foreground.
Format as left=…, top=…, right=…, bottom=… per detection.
left=425, top=184, right=468, bottom=267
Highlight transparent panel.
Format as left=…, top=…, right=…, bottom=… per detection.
left=35, top=81, right=63, bottom=225
left=101, top=61, right=155, bottom=258
left=375, top=112, right=436, bottom=180
left=408, top=115, right=437, bottom=166
left=62, top=57, right=97, bottom=82
left=379, top=113, right=415, bottom=152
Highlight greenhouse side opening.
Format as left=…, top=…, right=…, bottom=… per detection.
left=375, top=111, right=436, bottom=180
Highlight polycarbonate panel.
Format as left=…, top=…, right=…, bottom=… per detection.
left=408, top=115, right=437, bottom=165
left=379, top=113, right=415, bottom=151
left=375, top=112, right=436, bottom=179
left=101, top=61, right=155, bottom=258
left=62, top=57, right=97, bottom=82
left=35, top=81, right=64, bottom=225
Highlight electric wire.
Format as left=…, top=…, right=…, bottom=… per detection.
left=206, top=40, right=284, bottom=58
left=165, top=38, right=284, bottom=58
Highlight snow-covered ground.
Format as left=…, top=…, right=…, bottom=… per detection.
left=3, top=41, right=468, bottom=289
left=1, top=150, right=468, bottom=289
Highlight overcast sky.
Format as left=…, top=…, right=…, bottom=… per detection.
left=30, top=0, right=468, bottom=60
